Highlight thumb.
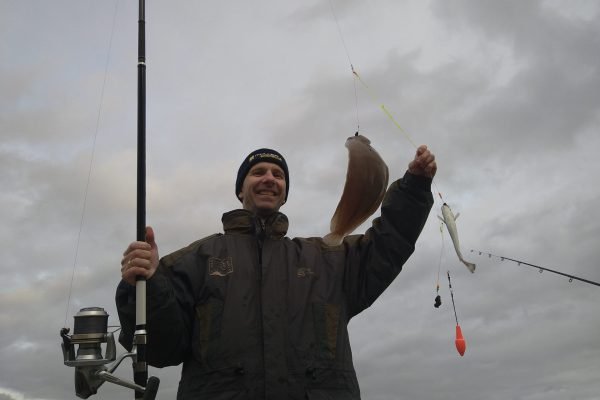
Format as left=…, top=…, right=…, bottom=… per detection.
left=145, top=226, right=157, bottom=249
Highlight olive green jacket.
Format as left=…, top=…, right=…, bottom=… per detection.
left=116, top=172, right=433, bottom=399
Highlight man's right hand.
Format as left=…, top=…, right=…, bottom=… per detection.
left=120, top=226, right=159, bottom=286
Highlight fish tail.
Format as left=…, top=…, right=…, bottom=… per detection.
left=461, top=260, right=476, bottom=273
left=323, top=233, right=344, bottom=247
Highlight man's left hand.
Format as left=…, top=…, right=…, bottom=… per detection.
left=408, top=145, right=437, bottom=178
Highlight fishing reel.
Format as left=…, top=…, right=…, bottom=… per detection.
left=60, top=307, right=159, bottom=399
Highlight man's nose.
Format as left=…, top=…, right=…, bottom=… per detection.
left=261, top=171, right=276, bottom=183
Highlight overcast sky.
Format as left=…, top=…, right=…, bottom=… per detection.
left=1, top=1, right=599, bottom=399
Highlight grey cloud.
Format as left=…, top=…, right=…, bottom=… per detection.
left=2, top=1, right=599, bottom=399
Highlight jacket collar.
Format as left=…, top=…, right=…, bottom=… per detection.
left=221, top=209, right=288, bottom=239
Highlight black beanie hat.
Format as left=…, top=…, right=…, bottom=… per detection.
left=235, top=148, right=290, bottom=202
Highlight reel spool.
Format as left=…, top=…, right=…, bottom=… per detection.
left=60, top=307, right=159, bottom=399
left=61, top=307, right=116, bottom=367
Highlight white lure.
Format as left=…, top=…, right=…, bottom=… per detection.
left=438, top=203, right=476, bottom=273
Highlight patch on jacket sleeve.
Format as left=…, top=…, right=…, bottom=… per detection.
left=208, top=256, right=233, bottom=276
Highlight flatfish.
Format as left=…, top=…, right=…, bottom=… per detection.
left=323, top=134, right=389, bottom=246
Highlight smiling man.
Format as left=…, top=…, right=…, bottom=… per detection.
left=235, top=149, right=289, bottom=218
left=117, top=145, right=436, bottom=399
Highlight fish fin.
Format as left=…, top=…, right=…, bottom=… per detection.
left=323, top=233, right=344, bottom=247
left=437, top=215, right=445, bottom=223
left=462, top=260, right=476, bottom=273
left=454, top=212, right=460, bottom=220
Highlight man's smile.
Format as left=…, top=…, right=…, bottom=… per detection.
left=256, top=189, right=279, bottom=196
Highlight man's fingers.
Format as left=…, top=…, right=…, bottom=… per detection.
left=121, top=256, right=153, bottom=285
left=408, top=145, right=437, bottom=178
left=145, top=226, right=159, bottom=250
left=122, top=266, right=151, bottom=286
left=123, top=241, right=152, bottom=257
left=121, top=248, right=152, bottom=268
left=121, top=227, right=158, bottom=286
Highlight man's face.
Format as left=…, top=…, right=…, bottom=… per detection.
left=238, top=162, right=287, bottom=217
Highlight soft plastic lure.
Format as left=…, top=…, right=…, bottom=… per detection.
left=438, top=203, right=476, bottom=273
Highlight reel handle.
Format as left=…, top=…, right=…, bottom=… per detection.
left=143, top=376, right=160, bottom=400
left=95, top=371, right=160, bottom=399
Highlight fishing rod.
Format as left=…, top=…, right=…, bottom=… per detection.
left=133, top=0, right=153, bottom=397
left=471, top=250, right=600, bottom=288
left=60, top=1, right=160, bottom=398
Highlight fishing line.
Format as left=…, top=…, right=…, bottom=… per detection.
left=328, top=0, right=361, bottom=133
left=63, top=0, right=120, bottom=328
left=434, top=221, right=445, bottom=308
left=327, top=0, right=444, bottom=200
left=446, top=271, right=459, bottom=325
left=327, top=1, right=417, bottom=148
left=350, top=68, right=418, bottom=149
left=471, top=250, right=600, bottom=288
left=328, top=0, right=353, bottom=68
left=351, top=68, right=445, bottom=200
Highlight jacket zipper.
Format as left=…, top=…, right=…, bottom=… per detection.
left=255, top=218, right=266, bottom=396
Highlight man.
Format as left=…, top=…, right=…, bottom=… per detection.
left=117, top=145, right=436, bottom=399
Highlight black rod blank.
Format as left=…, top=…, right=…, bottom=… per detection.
left=134, top=0, right=148, bottom=398
left=471, top=250, right=600, bottom=288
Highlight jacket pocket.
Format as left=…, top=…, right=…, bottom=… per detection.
left=304, top=367, right=360, bottom=399
left=178, top=364, right=248, bottom=399
left=312, top=303, right=340, bottom=360
left=194, top=297, right=224, bottom=364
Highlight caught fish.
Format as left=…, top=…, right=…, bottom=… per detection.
left=323, top=133, right=389, bottom=246
left=438, top=203, right=476, bottom=273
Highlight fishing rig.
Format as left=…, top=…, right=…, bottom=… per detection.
left=59, top=1, right=160, bottom=398
left=329, top=0, right=471, bottom=357
left=433, top=221, right=467, bottom=356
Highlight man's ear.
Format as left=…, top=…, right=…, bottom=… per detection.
left=238, top=192, right=243, bottom=200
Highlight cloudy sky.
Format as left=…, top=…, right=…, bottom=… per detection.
left=1, top=0, right=599, bottom=399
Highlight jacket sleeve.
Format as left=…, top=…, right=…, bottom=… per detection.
left=115, top=245, right=202, bottom=367
left=343, top=171, right=434, bottom=317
